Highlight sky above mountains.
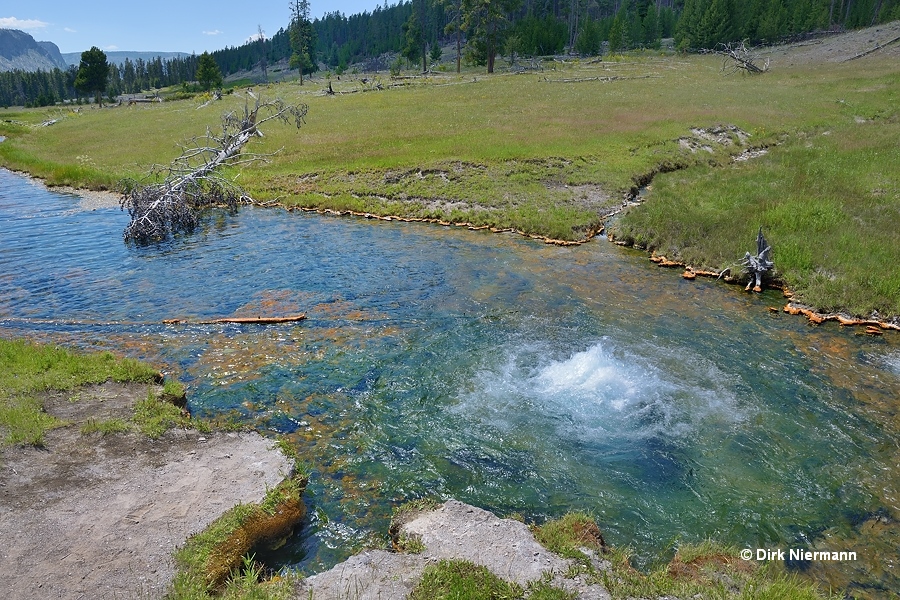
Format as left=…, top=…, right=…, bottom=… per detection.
left=2, top=0, right=381, bottom=54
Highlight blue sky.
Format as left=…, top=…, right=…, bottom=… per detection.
left=2, top=1, right=386, bottom=54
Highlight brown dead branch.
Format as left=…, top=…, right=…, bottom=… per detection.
left=718, top=41, right=770, bottom=75
left=120, top=95, right=307, bottom=243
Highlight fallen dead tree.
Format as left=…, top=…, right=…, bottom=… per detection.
left=120, top=95, right=307, bottom=243
left=843, top=34, right=900, bottom=61
left=717, top=41, right=770, bottom=75
left=542, top=74, right=660, bottom=83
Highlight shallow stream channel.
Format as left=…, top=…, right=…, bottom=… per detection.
left=2, top=168, right=899, bottom=594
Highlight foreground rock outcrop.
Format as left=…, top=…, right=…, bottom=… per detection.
left=297, top=499, right=610, bottom=599
left=0, top=382, right=294, bottom=600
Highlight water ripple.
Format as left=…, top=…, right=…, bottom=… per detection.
left=2, top=168, right=899, bottom=589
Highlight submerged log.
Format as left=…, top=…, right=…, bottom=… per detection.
left=163, top=314, right=306, bottom=325
left=208, top=315, right=307, bottom=324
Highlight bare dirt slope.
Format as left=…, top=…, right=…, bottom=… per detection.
left=759, top=20, right=900, bottom=65
left=0, top=382, right=293, bottom=600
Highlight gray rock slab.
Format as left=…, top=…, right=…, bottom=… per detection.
left=296, top=499, right=609, bottom=600
left=299, top=550, right=426, bottom=600
left=1, top=420, right=293, bottom=600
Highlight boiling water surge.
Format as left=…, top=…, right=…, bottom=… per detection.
left=2, top=169, right=899, bottom=593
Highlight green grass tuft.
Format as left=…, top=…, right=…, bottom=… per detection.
left=533, top=511, right=605, bottom=563
left=163, top=378, right=187, bottom=399
left=132, top=391, right=190, bottom=438
left=408, top=559, right=523, bottom=600
left=0, top=396, right=61, bottom=446
left=80, top=418, right=131, bottom=436
left=525, top=580, right=577, bottom=600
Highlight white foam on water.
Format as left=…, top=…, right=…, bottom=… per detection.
left=535, top=343, right=637, bottom=411
left=884, top=352, right=900, bottom=377
left=458, top=338, right=746, bottom=446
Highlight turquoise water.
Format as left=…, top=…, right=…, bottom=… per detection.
left=2, top=169, right=898, bottom=593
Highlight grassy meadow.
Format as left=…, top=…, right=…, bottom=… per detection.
left=0, top=338, right=162, bottom=446
left=1, top=41, right=898, bottom=318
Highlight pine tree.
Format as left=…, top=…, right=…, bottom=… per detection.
left=629, top=7, right=644, bottom=48
left=74, top=47, right=109, bottom=107
left=442, top=0, right=466, bottom=73
left=643, top=4, right=661, bottom=49
left=699, top=0, right=737, bottom=47
left=575, top=17, right=602, bottom=55
left=461, top=0, right=523, bottom=73
left=608, top=13, right=627, bottom=52
left=402, top=7, right=425, bottom=69
left=196, top=52, right=223, bottom=91
left=290, top=0, right=315, bottom=84
left=757, top=0, right=788, bottom=42
left=675, top=0, right=707, bottom=51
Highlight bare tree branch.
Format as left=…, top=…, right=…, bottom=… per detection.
left=120, top=96, right=307, bottom=243
left=717, top=41, right=770, bottom=75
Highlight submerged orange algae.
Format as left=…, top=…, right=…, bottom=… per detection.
left=782, top=327, right=900, bottom=580
left=307, top=297, right=389, bottom=323
left=230, top=289, right=308, bottom=320
left=803, top=514, right=900, bottom=600
left=191, top=329, right=308, bottom=385
left=274, top=400, right=393, bottom=524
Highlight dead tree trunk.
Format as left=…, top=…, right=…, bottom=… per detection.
left=718, top=41, right=770, bottom=75
left=120, top=96, right=307, bottom=243
left=742, top=227, right=774, bottom=292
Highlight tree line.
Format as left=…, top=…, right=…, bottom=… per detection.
left=0, top=53, right=206, bottom=108
left=676, top=0, right=900, bottom=50
left=311, top=0, right=898, bottom=71
left=3, top=0, right=898, bottom=107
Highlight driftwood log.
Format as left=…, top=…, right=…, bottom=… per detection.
left=120, top=95, right=307, bottom=243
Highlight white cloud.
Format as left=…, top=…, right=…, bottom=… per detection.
left=64, top=27, right=76, bottom=33
left=0, top=17, right=49, bottom=30
left=202, top=29, right=222, bottom=36
left=105, top=45, right=118, bottom=50
left=245, top=31, right=265, bottom=44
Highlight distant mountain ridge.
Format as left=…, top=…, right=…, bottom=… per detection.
left=61, top=50, right=191, bottom=67
left=0, top=29, right=67, bottom=72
